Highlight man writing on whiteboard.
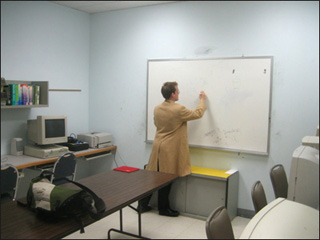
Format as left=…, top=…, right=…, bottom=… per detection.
left=142, top=81, right=207, bottom=217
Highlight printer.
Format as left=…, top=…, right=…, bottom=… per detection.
left=77, top=132, right=112, bottom=148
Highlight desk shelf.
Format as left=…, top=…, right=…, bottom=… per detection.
left=84, top=150, right=112, bottom=161
left=1, top=146, right=117, bottom=170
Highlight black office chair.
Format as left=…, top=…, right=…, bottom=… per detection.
left=270, top=164, right=288, bottom=198
left=251, top=181, right=267, bottom=214
left=50, top=152, right=77, bottom=185
left=1, top=164, right=19, bottom=203
left=205, top=206, right=235, bottom=239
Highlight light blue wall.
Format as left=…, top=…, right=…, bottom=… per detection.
left=1, top=1, right=90, bottom=153
left=1, top=1, right=319, bottom=211
left=89, top=1, right=319, bottom=211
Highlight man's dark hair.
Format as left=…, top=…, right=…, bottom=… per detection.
left=161, top=82, right=178, bottom=100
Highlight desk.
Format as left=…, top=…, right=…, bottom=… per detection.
left=1, top=145, right=117, bottom=170
left=1, top=169, right=178, bottom=239
left=240, top=198, right=319, bottom=239
left=1, top=146, right=117, bottom=200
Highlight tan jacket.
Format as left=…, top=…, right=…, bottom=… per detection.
left=146, top=100, right=207, bottom=176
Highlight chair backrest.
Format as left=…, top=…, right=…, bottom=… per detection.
left=251, top=181, right=267, bottom=214
left=1, top=164, right=19, bottom=201
left=51, top=152, right=76, bottom=185
left=270, top=164, right=288, bottom=198
left=206, top=206, right=234, bottom=239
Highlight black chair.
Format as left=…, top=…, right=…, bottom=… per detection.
left=251, top=181, right=267, bottom=214
left=270, top=164, right=288, bottom=198
left=1, top=164, right=19, bottom=203
left=50, top=152, right=76, bottom=185
left=205, top=206, right=234, bottom=239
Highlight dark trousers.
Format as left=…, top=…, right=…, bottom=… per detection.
left=140, top=162, right=173, bottom=211
left=158, top=183, right=172, bottom=210
left=139, top=183, right=172, bottom=211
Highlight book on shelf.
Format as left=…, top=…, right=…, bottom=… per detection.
left=3, top=85, right=12, bottom=105
left=9, top=84, right=16, bottom=105
left=22, top=84, right=28, bottom=105
left=28, top=85, right=33, bottom=105
left=33, top=85, right=40, bottom=105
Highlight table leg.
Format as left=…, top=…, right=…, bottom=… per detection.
left=107, top=205, right=150, bottom=239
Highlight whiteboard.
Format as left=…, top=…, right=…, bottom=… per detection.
left=146, top=57, right=273, bottom=155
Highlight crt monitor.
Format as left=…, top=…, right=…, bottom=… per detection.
left=27, top=115, right=67, bottom=145
left=287, top=145, right=319, bottom=209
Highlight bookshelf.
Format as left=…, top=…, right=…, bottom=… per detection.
left=1, top=80, right=48, bottom=109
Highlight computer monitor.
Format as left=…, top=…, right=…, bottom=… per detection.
left=287, top=145, right=319, bottom=209
left=27, top=115, right=67, bottom=145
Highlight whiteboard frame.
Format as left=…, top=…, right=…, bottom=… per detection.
left=146, top=56, right=273, bottom=155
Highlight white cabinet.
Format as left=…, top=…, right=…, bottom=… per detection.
left=150, top=166, right=239, bottom=220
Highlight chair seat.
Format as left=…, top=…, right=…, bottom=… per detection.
left=51, top=152, right=77, bottom=185
left=270, top=164, right=288, bottom=198
left=1, top=164, right=19, bottom=202
left=206, top=206, right=235, bottom=239
left=251, top=181, right=267, bottom=214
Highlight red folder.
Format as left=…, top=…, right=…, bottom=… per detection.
left=114, top=166, right=140, bottom=173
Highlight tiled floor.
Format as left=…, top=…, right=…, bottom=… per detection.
left=64, top=202, right=251, bottom=239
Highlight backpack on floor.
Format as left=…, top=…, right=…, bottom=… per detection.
left=22, top=171, right=106, bottom=233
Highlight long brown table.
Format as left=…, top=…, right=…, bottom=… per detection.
left=1, top=169, right=178, bottom=239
